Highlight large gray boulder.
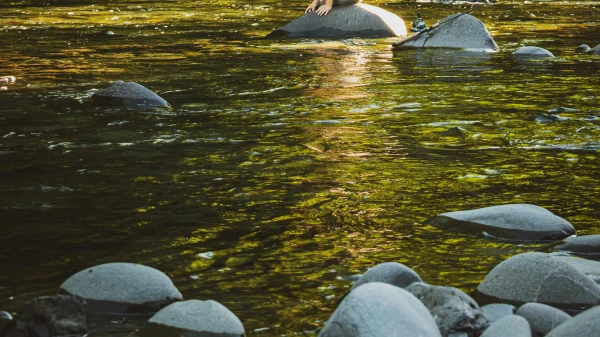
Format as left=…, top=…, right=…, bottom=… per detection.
left=267, top=4, right=406, bottom=38
left=318, top=282, right=441, bottom=337
left=393, top=13, right=497, bottom=51
left=405, top=283, right=489, bottom=337
left=425, top=204, right=575, bottom=241
left=136, top=300, right=245, bottom=337
left=480, top=315, right=531, bottom=337
left=89, top=81, right=171, bottom=109
left=481, top=303, right=515, bottom=323
left=351, top=262, right=422, bottom=290
left=476, top=252, right=600, bottom=309
left=554, top=235, right=600, bottom=256
left=513, top=46, right=554, bottom=59
left=59, top=263, right=182, bottom=314
left=545, top=305, right=600, bottom=337
left=515, top=303, right=570, bottom=337
left=552, top=256, right=600, bottom=283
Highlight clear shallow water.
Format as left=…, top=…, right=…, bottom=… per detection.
left=0, top=0, right=599, bottom=335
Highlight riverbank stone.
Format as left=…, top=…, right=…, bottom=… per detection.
left=480, top=315, right=531, bottom=337
left=59, top=263, right=182, bottom=315
left=318, top=282, right=441, bottom=337
left=405, top=282, right=489, bottom=336
left=351, top=262, right=422, bottom=290
left=554, top=235, right=600, bottom=256
left=551, top=256, right=600, bottom=283
left=515, top=303, right=570, bottom=337
left=481, top=303, right=515, bottom=323
left=89, top=81, right=171, bottom=109
left=267, top=4, right=406, bottom=38
left=513, top=46, right=554, bottom=58
left=136, top=300, right=244, bottom=337
left=545, top=305, right=600, bottom=337
left=476, top=252, right=600, bottom=310
left=425, top=204, right=575, bottom=241
left=392, top=14, right=498, bottom=51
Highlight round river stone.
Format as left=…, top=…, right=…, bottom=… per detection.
left=351, top=262, right=422, bottom=290
left=89, top=81, right=171, bottom=109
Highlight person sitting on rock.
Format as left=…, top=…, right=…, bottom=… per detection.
left=305, top=0, right=362, bottom=16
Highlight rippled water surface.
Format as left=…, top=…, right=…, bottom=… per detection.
left=1, top=0, right=599, bottom=335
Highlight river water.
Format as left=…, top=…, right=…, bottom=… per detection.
left=0, top=0, right=599, bottom=335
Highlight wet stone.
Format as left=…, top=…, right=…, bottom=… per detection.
left=575, top=44, right=590, bottom=54
left=88, top=81, right=171, bottom=109
left=515, top=303, right=570, bottom=337
left=481, top=303, right=516, bottom=323
left=480, top=315, right=531, bottom=337
left=425, top=204, right=575, bottom=242
left=59, top=263, right=182, bottom=315
left=554, top=235, right=600, bottom=256
left=545, top=305, right=600, bottom=337
left=588, top=44, right=600, bottom=55
left=351, top=262, right=422, bottom=290
left=513, top=46, right=554, bottom=58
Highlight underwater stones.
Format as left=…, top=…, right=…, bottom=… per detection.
left=513, top=46, right=554, bottom=59
left=351, top=262, right=422, bottom=290
left=554, top=235, right=600, bottom=256
left=318, top=282, right=441, bottom=337
left=392, top=14, right=498, bottom=51
left=405, top=282, right=489, bottom=337
left=480, top=315, right=531, bottom=337
left=267, top=4, right=406, bottom=38
left=481, top=303, right=515, bottom=323
left=59, top=263, right=182, bottom=315
left=476, top=252, right=600, bottom=309
left=89, top=81, right=171, bottom=109
left=545, top=305, right=600, bottom=337
left=515, top=303, right=570, bottom=337
left=136, top=300, right=245, bottom=337
left=425, top=204, right=575, bottom=241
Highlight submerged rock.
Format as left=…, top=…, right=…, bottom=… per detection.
left=318, top=282, right=441, bottom=337
left=589, top=44, right=600, bottom=55
left=545, top=305, right=600, bottom=337
left=476, top=252, right=600, bottom=310
left=59, top=263, right=182, bottom=315
left=392, top=14, right=498, bottom=51
left=351, top=262, right=422, bottom=290
left=267, top=4, right=406, bottom=38
left=515, top=303, right=570, bottom=337
left=575, top=44, right=590, bottom=54
left=480, top=315, right=531, bottom=337
left=136, top=300, right=244, bottom=337
left=425, top=204, right=575, bottom=241
left=89, top=81, right=171, bottom=109
left=405, top=282, right=489, bottom=337
left=513, top=46, right=554, bottom=59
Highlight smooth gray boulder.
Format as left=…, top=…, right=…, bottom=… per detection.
left=545, top=305, right=600, bottom=337
left=481, top=303, right=515, bottom=323
left=552, top=256, right=600, bottom=283
left=393, top=13, right=497, bottom=51
left=405, top=283, right=489, bottom=337
left=480, top=315, right=531, bottom=337
left=136, top=300, right=244, bottom=337
left=515, top=303, right=570, bottom=336
left=351, top=262, right=422, bottom=290
left=425, top=204, right=575, bottom=241
left=554, top=235, right=600, bottom=256
left=318, top=282, right=441, bottom=337
left=59, top=263, right=182, bottom=314
left=476, top=252, right=600, bottom=309
left=513, top=46, right=554, bottom=58
left=267, top=4, right=406, bottom=38
left=89, top=81, right=171, bottom=109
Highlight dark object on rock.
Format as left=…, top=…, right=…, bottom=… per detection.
left=136, top=300, right=244, bottom=337
left=393, top=13, right=498, bottom=51
left=515, top=303, right=570, bottom=337
left=318, top=282, right=441, bottom=337
left=588, top=44, right=600, bottom=55
left=555, top=235, right=600, bottom=256
left=480, top=315, right=531, bottom=337
left=513, top=46, right=554, bottom=59
left=267, top=4, right=406, bottom=38
left=545, top=305, right=600, bottom=337
left=2, top=295, right=86, bottom=337
left=351, top=262, right=422, bottom=290
left=59, top=263, right=182, bottom=315
left=481, top=303, right=515, bottom=323
left=89, top=81, right=171, bottom=109
left=575, top=44, right=590, bottom=54
left=425, top=204, right=575, bottom=242
left=405, top=282, right=489, bottom=337
left=476, top=252, right=600, bottom=310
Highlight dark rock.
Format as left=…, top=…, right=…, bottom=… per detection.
left=575, top=44, right=590, bottom=54
left=515, top=303, right=570, bottom=336
left=405, top=282, right=489, bottom=337
left=545, top=305, right=600, bottom=337
left=351, top=262, right=422, bottom=290
left=393, top=14, right=498, bottom=51
left=136, top=300, right=244, bottom=337
left=476, top=252, right=600, bottom=310
left=480, top=315, right=531, bottom=337
left=555, top=235, right=600, bottom=256
left=2, top=295, right=86, bottom=337
left=89, top=81, right=171, bottom=109
left=318, top=282, right=441, bottom=337
left=513, top=46, right=554, bottom=59
left=59, top=263, right=182, bottom=315
left=588, top=44, right=600, bottom=55
left=481, top=303, right=515, bottom=323
left=267, top=4, right=406, bottom=38
left=425, top=204, right=575, bottom=242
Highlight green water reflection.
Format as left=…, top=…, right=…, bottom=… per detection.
left=0, top=0, right=599, bottom=335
